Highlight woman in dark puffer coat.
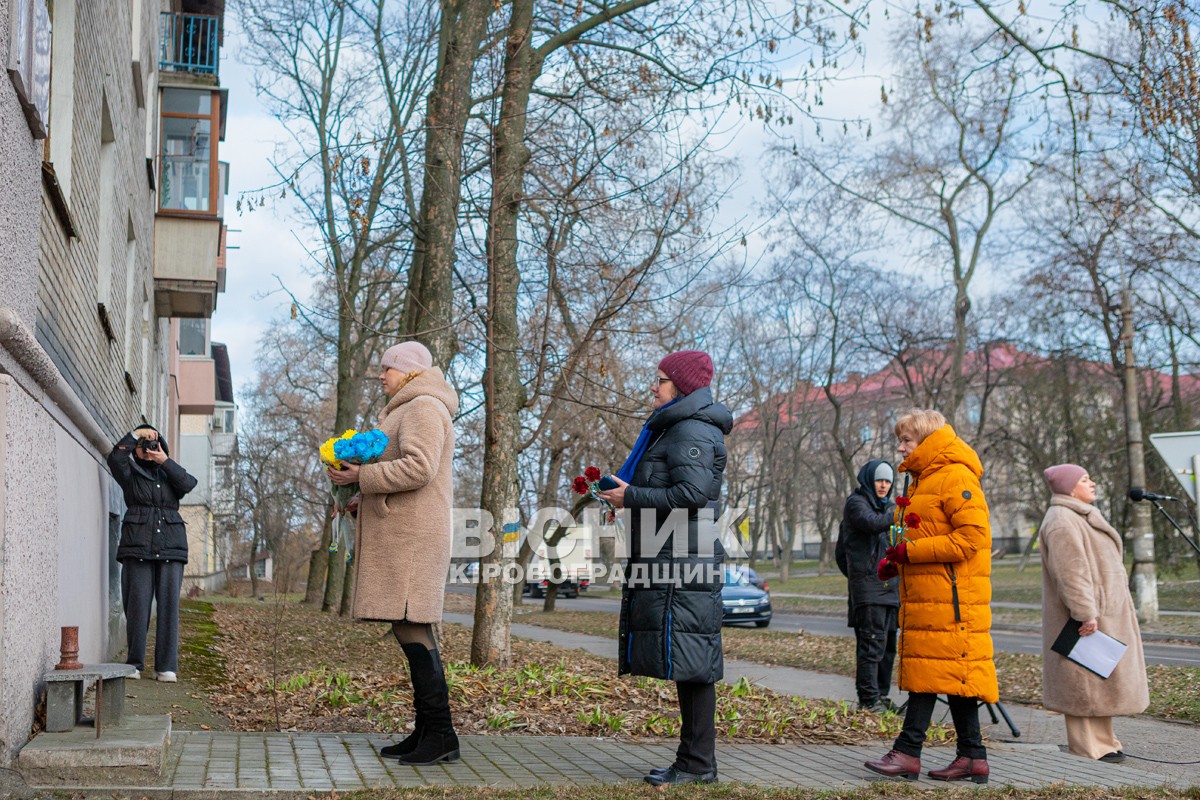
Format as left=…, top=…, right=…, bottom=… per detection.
left=599, top=350, right=732, bottom=788
left=108, top=424, right=197, bottom=681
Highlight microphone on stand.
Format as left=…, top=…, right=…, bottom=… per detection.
left=1128, top=487, right=1179, bottom=502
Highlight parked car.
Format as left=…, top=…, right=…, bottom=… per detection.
left=721, top=567, right=772, bottom=628
left=524, top=577, right=582, bottom=598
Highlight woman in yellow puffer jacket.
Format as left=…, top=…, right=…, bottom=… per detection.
left=864, top=409, right=998, bottom=785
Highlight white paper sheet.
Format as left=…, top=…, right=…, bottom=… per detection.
left=1064, top=630, right=1128, bottom=679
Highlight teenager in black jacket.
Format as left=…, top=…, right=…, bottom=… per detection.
left=107, top=425, right=197, bottom=681
left=836, top=459, right=898, bottom=711
left=600, top=350, right=731, bottom=788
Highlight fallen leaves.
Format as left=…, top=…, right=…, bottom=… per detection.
left=199, top=599, right=899, bottom=743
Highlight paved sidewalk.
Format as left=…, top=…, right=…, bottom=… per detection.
left=24, top=615, right=1199, bottom=796
left=35, top=732, right=1170, bottom=796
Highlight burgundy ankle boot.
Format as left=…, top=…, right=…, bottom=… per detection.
left=928, top=755, right=989, bottom=784
left=864, top=750, right=921, bottom=780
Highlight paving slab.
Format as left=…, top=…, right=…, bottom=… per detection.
left=20, top=616, right=1199, bottom=796
left=24, top=732, right=1172, bottom=796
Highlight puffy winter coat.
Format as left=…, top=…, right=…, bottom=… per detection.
left=1039, top=494, right=1149, bottom=717
left=618, top=387, right=733, bottom=684
left=108, top=428, right=198, bottom=563
left=352, top=368, right=458, bottom=623
left=837, top=459, right=899, bottom=617
left=895, top=424, right=998, bottom=702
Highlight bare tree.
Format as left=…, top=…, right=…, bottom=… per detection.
left=238, top=0, right=436, bottom=607
left=1018, top=154, right=1200, bottom=620
left=797, top=21, right=1040, bottom=421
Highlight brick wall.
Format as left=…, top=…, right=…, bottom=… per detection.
left=35, top=0, right=168, bottom=441
left=0, top=0, right=172, bottom=763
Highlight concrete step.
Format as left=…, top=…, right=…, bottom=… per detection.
left=17, top=714, right=171, bottom=787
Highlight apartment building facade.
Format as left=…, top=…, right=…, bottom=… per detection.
left=0, top=0, right=235, bottom=762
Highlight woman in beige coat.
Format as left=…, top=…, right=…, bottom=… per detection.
left=1039, top=464, right=1149, bottom=763
left=329, top=341, right=459, bottom=765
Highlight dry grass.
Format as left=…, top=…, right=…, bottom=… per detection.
left=201, top=599, right=906, bottom=744
left=515, top=608, right=1200, bottom=725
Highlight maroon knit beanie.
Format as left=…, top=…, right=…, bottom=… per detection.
left=658, top=350, right=714, bottom=396
left=1043, top=464, right=1087, bottom=495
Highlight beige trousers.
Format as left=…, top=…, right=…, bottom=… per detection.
left=1064, top=715, right=1122, bottom=760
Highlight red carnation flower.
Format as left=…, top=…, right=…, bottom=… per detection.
left=895, top=496, right=911, bottom=508
left=584, top=466, right=602, bottom=483
left=904, top=513, right=922, bottom=529
left=572, top=476, right=589, bottom=495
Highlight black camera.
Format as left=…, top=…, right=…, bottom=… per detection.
left=138, top=438, right=160, bottom=452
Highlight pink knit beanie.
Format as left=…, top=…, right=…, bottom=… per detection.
left=1043, top=464, right=1087, bottom=495
left=658, top=350, right=714, bottom=396
left=381, top=342, right=433, bottom=373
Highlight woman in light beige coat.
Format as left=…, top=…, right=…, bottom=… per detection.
left=1039, top=464, right=1149, bottom=763
left=329, top=341, right=459, bottom=766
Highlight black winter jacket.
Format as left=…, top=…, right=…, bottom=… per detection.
left=618, top=387, right=733, bottom=684
left=108, top=428, right=198, bottom=562
left=837, top=459, right=898, bottom=617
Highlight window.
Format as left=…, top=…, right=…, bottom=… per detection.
left=178, top=318, right=207, bottom=355
left=7, top=0, right=52, bottom=138
left=96, top=93, right=116, bottom=303
left=123, top=216, right=138, bottom=366
left=965, top=395, right=982, bottom=425
left=46, top=0, right=73, bottom=192
left=212, top=407, right=234, bottom=433
left=158, top=88, right=219, bottom=213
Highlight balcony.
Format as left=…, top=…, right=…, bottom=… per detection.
left=154, top=216, right=221, bottom=318
left=160, top=12, right=220, bottom=79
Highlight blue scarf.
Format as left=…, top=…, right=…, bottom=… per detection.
left=616, top=399, right=677, bottom=483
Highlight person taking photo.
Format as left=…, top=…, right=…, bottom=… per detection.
left=108, top=424, right=197, bottom=682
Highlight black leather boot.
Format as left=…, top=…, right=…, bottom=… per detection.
left=379, top=719, right=422, bottom=758
left=396, top=643, right=460, bottom=765
left=379, top=644, right=429, bottom=758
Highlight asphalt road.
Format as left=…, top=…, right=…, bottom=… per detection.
left=505, top=590, right=1200, bottom=668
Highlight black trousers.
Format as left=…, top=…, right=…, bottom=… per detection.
left=853, top=604, right=897, bottom=705
left=675, top=681, right=716, bottom=774
left=894, top=692, right=986, bottom=759
left=121, top=558, right=184, bottom=673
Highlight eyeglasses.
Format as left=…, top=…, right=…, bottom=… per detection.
left=651, top=377, right=672, bottom=388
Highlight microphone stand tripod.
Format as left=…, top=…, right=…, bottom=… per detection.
left=1146, top=499, right=1200, bottom=558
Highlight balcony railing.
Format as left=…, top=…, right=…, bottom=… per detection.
left=160, top=12, right=219, bottom=77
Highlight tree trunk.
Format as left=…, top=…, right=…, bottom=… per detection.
left=542, top=573, right=559, bottom=612
left=471, top=0, right=537, bottom=669
left=403, top=0, right=491, bottom=364
left=304, top=513, right=334, bottom=605
left=1121, top=288, right=1158, bottom=623
left=947, top=278, right=971, bottom=422
left=339, top=555, right=356, bottom=616
left=248, top=524, right=261, bottom=598
left=1017, top=526, right=1040, bottom=573
left=322, top=544, right=347, bottom=613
